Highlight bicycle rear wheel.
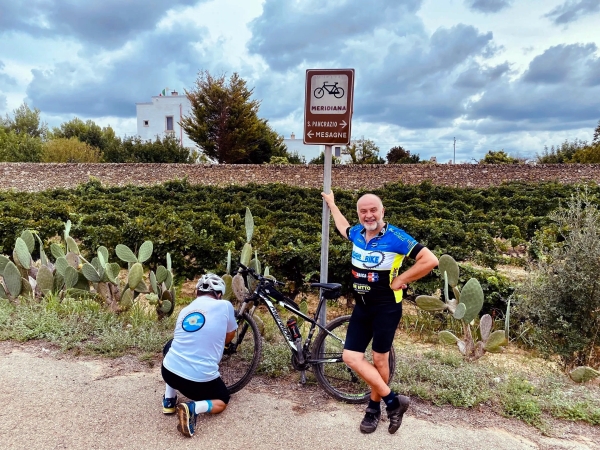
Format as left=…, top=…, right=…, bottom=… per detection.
left=220, top=312, right=262, bottom=394
left=311, top=314, right=396, bottom=404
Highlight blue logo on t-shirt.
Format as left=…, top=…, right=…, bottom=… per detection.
left=182, top=311, right=206, bottom=332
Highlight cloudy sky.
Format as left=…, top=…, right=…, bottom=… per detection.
left=1, top=0, right=599, bottom=162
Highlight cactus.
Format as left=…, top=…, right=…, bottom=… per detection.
left=146, top=252, right=176, bottom=319
left=415, top=254, right=508, bottom=361
left=569, top=366, right=600, bottom=383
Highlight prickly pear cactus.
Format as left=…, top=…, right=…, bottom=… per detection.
left=415, top=254, right=508, bottom=361
left=569, top=366, right=600, bottom=383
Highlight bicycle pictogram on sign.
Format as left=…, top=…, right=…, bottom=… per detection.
left=314, top=82, right=345, bottom=99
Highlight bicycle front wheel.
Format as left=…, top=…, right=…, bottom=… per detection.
left=311, top=314, right=396, bottom=404
left=220, top=312, right=262, bottom=394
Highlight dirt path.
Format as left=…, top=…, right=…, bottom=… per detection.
left=0, top=342, right=597, bottom=450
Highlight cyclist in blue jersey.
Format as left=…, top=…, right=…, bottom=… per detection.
left=321, top=191, right=438, bottom=434
left=161, top=273, right=238, bottom=438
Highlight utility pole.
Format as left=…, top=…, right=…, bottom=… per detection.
left=453, top=137, right=456, bottom=164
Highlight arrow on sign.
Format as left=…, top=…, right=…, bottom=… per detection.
left=307, top=130, right=314, bottom=138
left=340, top=120, right=347, bottom=129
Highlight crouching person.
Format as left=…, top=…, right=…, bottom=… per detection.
left=161, top=273, right=238, bottom=438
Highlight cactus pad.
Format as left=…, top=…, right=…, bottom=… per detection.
left=453, top=302, right=467, bottom=320
left=483, top=330, right=507, bottom=353
left=137, top=241, right=153, bottom=263
left=240, top=243, right=253, bottom=266
left=459, top=278, right=484, bottom=324
left=50, top=243, right=65, bottom=260
left=439, top=330, right=459, bottom=345
left=64, top=266, right=79, bottom=289
left=15, top=237, right=32, bottom=270
left=3, top=261, right=22, bottom=297
left=438, top=254, right=459, bottom=287
left=66, top=236, right=80, bottom=255
left=569, top=366, right=600, bottom=383
left=232, top=273, right=248, bottom=301
left=36, top=266, right=54, bottom=294
left=82, top=263, right=101, bottom=283
left=244, top=207, right=254, bottom=243
left=116, top=244, right=138, bottom=263
left=479, top=314, right=493, bottom=341
left=415, top=295, right=448, bottom=311
left=128, top=262, right=144, bottom=289
left=156, top=266, right=168, bottom=284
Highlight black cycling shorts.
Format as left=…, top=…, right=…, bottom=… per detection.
left=161, top=340, right=230, bottom=404
left=343, top=301, right=403, bottom=354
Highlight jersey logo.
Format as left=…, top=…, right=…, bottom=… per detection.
left=182, top=311, right=206, bottom=332
left=352, top=270, right=379, bottom=282
left=367, top=272, right=379, bottom=282
left=352, top=250, right=385, bottom=269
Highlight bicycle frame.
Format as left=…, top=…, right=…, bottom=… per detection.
left=237, top=270, right=344, bottom=364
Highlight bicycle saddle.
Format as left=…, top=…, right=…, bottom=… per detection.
left=310, top=283, right=342, bottom=290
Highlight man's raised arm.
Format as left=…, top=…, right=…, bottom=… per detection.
left=321, top=191, right=351, bottom=239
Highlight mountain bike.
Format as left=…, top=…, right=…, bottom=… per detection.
left=220, top=264, right=396, bottom=403
left=313, top=81, right=345, bottom=99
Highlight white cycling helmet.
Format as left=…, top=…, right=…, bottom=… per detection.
left=195, top=273, right=226, bottom=296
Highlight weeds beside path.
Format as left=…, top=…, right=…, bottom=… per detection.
left=0, top=341, right=598, bottom=450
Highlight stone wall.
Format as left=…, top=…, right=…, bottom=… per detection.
left=2, top=162, right=600, bottom=192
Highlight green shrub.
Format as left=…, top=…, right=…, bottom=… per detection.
left=517, top=190, right=600, bottom=369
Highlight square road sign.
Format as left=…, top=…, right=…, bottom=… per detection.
left=304, top=69, right=354, bottom=145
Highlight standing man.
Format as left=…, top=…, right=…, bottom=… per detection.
left=321, top=192, right=438, bottom=434
left=161, top=273, right=238, bottom=438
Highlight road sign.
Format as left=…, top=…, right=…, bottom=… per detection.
left=304, top=69, right=354, bottom=145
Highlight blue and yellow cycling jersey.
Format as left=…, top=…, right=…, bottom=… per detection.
left=347, top=223, right=421, bottom=305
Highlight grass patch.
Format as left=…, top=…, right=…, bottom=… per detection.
left=0, top=295, right=175, bottom=357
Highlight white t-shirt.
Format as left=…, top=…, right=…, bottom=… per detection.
left=163, top=295, right=237, bottom=382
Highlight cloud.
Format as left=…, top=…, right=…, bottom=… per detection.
left=0, top=61, right=18, bottom=87
left=465, top=44, right=600, bottom=131
left=248, top=0, right=424, bottom=72
left=544, top=0, right=600, bottom=25
left=25, top=23, right=220, bottom=117
left=0, top=0, right=202, bottom=49
left=464, top=0, right=513, bottom=14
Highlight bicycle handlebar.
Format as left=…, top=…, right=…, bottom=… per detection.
left=237, top=263, right=285, bottom=286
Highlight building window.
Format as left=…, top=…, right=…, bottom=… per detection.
left=143, top=120, right=149, bottom=127
left=166, top=116, right=174, bottom=131
left=334, top=146, right=341, bottom=157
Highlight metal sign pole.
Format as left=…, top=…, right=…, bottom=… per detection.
left=319, top=145, right=333, bottom=325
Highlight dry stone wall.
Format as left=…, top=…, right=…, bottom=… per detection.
left=1, top=162, right=600, bottom=192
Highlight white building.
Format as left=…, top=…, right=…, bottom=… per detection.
left=135, top=90, right=196, bottom=149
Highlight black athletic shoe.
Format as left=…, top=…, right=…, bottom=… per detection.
left=387, top=395, right=410, bottom=434
left=359, top=407, right=381, bottom=434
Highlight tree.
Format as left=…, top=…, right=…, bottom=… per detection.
left=593, top=120, right=600, bottom=145
left=479, top=150, right=520, bottom=164
left=343, top=138, right=385, bottom=164
left=237, top=121, right=287, bottom=164
left=51, top=118, right=119, bottom=152
left=536, top=139, right=588, bottom=163
left=386, top=145, right=420, bottom=164
left=42, top=137, right=102, bottom=163
left=308, top=152, right=341, bottom=165
left=1, top=102, right=48, bottom=139
left=104, top=135, right=196, bottom=163
left=181, top=71, right=268, bottom=164
left=0, top=127, right=43, bottom=162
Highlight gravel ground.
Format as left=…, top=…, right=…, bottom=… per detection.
left=1, top=342, right=598, bottom=450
